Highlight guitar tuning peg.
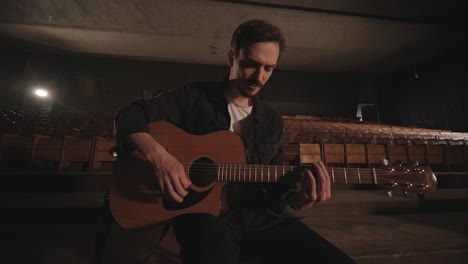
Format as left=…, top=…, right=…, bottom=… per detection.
left=417, top=192, right=426, bottom=200
left=402, top=190, right=408, bottom=198
left=409, top=160, right=419, bottom=166
left=394, top=160, right=402, bottom=166
left=380, top=159, right=389, bottom=166
left=387, top=190, right=393, bottom=198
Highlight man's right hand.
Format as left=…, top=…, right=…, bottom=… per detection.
left=127, top=132, right=192, bottom=203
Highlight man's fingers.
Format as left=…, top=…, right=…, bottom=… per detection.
left=178, top=168, right=192, bottom=189
left=157, top=174, right=165, bottom=193
left=315, top=163, right=327, bottom=202
left=175, top=166, right=191, bottom=197
left=171, top=174, right=188, bottom=198
left=291, top=163, right=332, bottom=211
left=304, top=171, right=317, bottom=209
left=311, top=164, right=323, bottom=200
left=316, top=161, right=328, bottom=184
left=152, top=153, right=191, bottom=203
left=318, top=161, right=331, bottom=199
left=316, top=161, right=331, bottom=200
left=164, top=177, right=183, bottom=203
left=308, top=170, right=317, bottom=202
left=318, top=161, right=330, bottom=182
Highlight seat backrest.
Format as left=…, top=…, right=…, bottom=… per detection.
left=387, top=145, right=408, bottom=164
left=90, top=136, right=116, bottom=171
left=323, top=143, right=345, bottom=165
left=32, top=134, right=64, bottom=170
left=299, top=143, right=321, bottom=165
left=366, top=144, right=386, bottom=165
left=345, top=144, right=366, bottom=165
left=283, top=144, right=300, bottom=165
left=426, top=145, right=444, bottom=164
left=59, top=136, right=94, bottom=171
left=445, top=145, right=467, bottom=171
left=407, top=145, right=427, bottom=165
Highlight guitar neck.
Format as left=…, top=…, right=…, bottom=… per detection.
left=216, top=164, right=379, bottom=185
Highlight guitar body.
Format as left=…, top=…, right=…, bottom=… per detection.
left=110, top=122, right=437, bottom=230
left=110, top=121, right=246, bottom=229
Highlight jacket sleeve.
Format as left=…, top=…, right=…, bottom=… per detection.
left=114, top=85, right=190, bottom=153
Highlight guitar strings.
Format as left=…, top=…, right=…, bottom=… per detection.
left=180, top=164, right=421, bottom=174
left=177, top=163, right=422, bottom=175
left=162, top=163, right=429, bottom=184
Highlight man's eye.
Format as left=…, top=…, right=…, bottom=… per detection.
left=240, top=60, right=257, bottom=68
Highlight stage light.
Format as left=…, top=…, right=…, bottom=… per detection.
left=35, top=88, right=49, bottom=98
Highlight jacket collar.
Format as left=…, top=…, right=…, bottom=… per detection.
left=220, top=79, right=266, bottom=124
left=250, top=94, right=266, bottom=124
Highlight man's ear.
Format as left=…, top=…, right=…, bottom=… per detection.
left=228, top=49, right=234, bottom=67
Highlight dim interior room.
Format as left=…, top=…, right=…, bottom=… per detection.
left=0, top=1, right=468, bottom=264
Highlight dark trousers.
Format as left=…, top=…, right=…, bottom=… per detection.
left=173, top=213, right=356, bottom=264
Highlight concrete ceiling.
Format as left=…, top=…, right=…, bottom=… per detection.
left=0, top=0, right=467, bottom=73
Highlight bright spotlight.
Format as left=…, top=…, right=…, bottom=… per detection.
left=35, top=88, right=49, bottom=98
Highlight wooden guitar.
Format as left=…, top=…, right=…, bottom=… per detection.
left=110, top=121, right=437, bottom=229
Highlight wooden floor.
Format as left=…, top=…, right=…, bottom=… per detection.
left=299, top=190, right=468, bottom=264
left=1, top=188, right=467, bottom=264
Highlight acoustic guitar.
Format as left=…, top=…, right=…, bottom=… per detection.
left=110, top=121, right=437, bottom=229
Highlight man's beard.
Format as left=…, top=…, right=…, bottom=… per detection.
left=239, top=79, right=263, bottom=98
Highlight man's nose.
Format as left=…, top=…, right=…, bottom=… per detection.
left=254, top=67, right=266, bottom=84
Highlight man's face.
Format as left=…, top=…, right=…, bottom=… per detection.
left=229, top=42, right=280, bottom=98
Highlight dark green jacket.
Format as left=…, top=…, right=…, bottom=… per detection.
left=115, top=80, right=291, bottom=231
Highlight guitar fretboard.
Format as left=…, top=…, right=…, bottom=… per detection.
left=216, top=164, right=379, bottom=185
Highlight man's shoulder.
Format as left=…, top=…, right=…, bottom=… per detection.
left=259, top=99, right=281, bottom=116
left=161, top=80, right=226, bottom=101
left=261, top=101, right=278, bottom=114
left=259, top=100, right=283, bottom=124
left=182, top=80, right=226, bottom=92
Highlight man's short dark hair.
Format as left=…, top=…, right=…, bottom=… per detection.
left=230, top=19, right=285, bottom=56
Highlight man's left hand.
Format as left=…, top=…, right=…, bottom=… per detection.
left=287, top=161, right=331, bottom=210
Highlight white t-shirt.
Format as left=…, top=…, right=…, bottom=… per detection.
left=227, top=100, right=252, bottom=136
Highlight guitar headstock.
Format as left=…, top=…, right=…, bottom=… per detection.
left=375, top=165, right=437, bottom=194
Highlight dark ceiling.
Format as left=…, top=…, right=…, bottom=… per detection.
left=1, top=0, right=467, bottom=73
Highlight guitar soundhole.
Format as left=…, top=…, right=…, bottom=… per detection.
left=189, top=157, right=217, bottom=187
left=162, top=157, right=216, bottom=211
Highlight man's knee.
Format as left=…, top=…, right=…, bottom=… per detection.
left=173, top=214, right=240, bottom=263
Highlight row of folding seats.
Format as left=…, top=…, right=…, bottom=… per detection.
left=284, top=143, right=468, bottom=172
left=282, top=116, right=468, bottom=146
left=2, top=134, right=467, bottom=174
left=0, top=109, right=114, bottom=138
left=0, top=133, right=116, bottom=171
left=3, top=111, right=467, bottom=145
